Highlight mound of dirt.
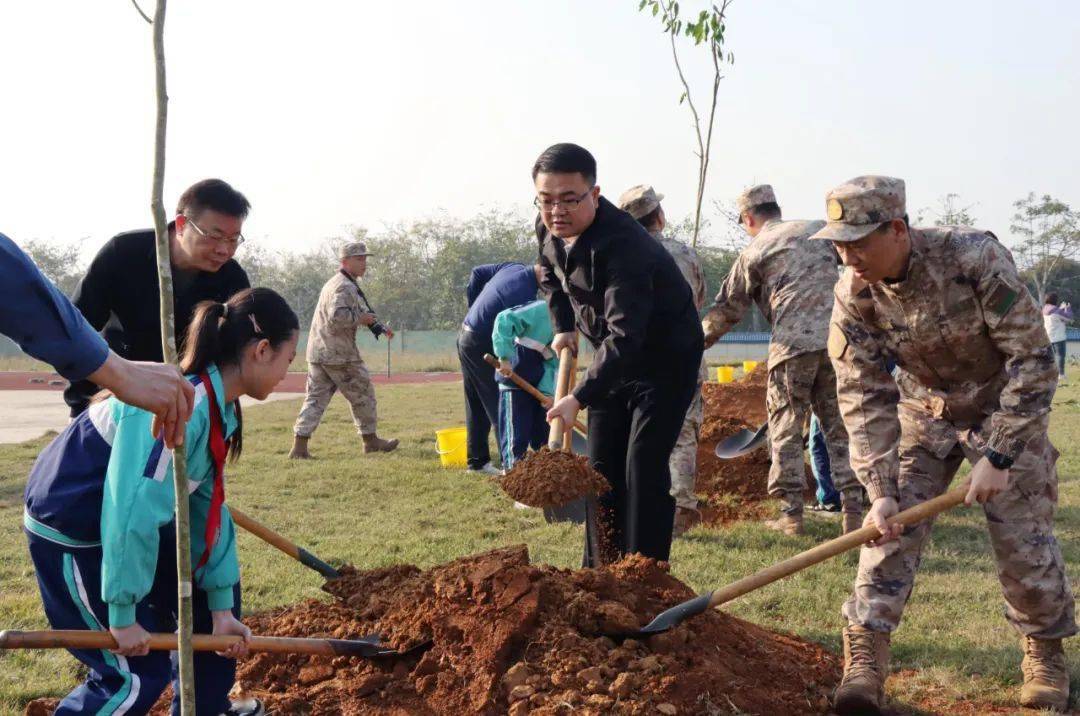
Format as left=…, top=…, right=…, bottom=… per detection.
left=500, top=448, right=609, bottom=508
left=231, top=545, right=839, bottom=714
left=695, top=367, right=813, bottom=526
left=702, top=365, right=768, bottom=426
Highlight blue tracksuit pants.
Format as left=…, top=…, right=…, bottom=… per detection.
left=28, top=526, right=241, bottom=715
left=498, top=388, right=549, bottom=469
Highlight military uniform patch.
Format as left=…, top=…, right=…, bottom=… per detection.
left=985, top=279, right=1019, bottom=317
left=827, top=323, right=849, bottom=359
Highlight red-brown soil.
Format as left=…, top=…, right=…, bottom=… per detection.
left=500, top=448, right=609, bottom=508
left=696, top=368, right=814, bottom=526
left=231, top=545, right=840, bottom=714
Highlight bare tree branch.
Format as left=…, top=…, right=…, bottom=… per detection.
left=130, top=0, right=152, bottom=24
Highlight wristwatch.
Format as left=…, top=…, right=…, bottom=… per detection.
left=984, top=449, right=1014, bottom=471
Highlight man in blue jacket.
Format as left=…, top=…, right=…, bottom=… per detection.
left=457, top=262, right=542, bottom=475
left=1, top=232, right=193, bottom=448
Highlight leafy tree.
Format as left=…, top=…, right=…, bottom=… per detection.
left=637, top=0, right=735, bottom=247
left=1010, top=193, right=1079, bottom=304
left=19, top=239, right=85, bottom=296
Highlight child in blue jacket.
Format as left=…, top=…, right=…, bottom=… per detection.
left=23, top=287, right=299, bottom=716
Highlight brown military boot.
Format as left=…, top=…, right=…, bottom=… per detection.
left=362, top=433, right=399, bottom=453
left=764, top=512, right=804, bottom=536
left=1020, top=636, right=1070, bottom=711
left=673, top=507, right=702, bottom=538
left=834, top=625, right=891, bottom=715
left=288, top=435, right=312, bottom=460
left=841, top=488, right=864, bottom=535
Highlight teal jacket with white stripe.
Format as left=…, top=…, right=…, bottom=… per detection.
left=491, top=300, right=557, bottom=397
left=24, top=364, right=240, bottom=627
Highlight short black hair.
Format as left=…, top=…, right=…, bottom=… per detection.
left=749, top=202, right=782, bottom=222
left=531, top=143, right=597, bottom=186
left=176, top=178, right=251, bottom=220
left=636, top=206, right=662, bottom=231
left=1046, top=292, right=1060, bottom=306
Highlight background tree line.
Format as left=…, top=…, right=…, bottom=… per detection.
left=18, top=191, right=1078, bottom=333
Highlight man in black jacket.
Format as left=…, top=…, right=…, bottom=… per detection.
left=535, top=143, right=704, bottom=565
left=64, top=178, right=251, bottom=416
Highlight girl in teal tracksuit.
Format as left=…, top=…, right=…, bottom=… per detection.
left=492, top=300, right=558, bottom=468
left=24, top=287, right=299, bottom=715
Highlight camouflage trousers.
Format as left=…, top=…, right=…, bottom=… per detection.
left=294, top=361, right=378, bottom=437
left=843, top=422, right=1077, bottom=638
left=669, top=363, right=706, bottom=510
left=767, top=350, right=858, bottom=514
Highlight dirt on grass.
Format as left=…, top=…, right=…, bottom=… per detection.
left=226, top=545, right=840, bottom=714
left=499, top=448, right=609, bottom=509
left=695, top=367, right=813, bottom=526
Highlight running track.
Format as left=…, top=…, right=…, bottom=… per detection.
left=0, top=371, right=462, bottom=392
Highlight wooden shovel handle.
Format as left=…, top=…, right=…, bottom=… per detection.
left=548, top=346, right=576, bottom=449
left=0, top=629, right=356, bottom=657
left=562, top=352, right=578, bottom=452
left=708, top=483, right=971, bottom=610
left=483, top=354, right=587, bottom=434
left=230, top=508, right=340, bottom=580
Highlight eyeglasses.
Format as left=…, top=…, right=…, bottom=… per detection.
left=183, top=215, right=245, bottom=248
left=534, top=189, right=593, bottom=213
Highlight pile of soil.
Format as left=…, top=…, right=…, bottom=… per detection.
left=230, top=545, right=839, bottom=714
left=500, top=448, right=609, bottom=508
left=695, top=367, right=813, bottom=526
left=701, top=365, right=769, bottom=427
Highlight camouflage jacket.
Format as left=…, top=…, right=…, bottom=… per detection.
left=306, top=270, right=378, bottom=364
left=828, top=227, right=1057, bottom=502
left=653, top=230, right=709, bottom=382
left=701, top=219, right=838, bottom=369
left=651, top=230, right=708, bottom=311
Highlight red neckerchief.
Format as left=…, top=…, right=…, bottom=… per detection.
left=195, top=372, right=228, bottom=573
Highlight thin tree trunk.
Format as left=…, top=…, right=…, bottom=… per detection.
left=149, top=0, right=197, bottom=711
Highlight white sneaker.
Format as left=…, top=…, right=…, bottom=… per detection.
left=467, top=463, right=502, bottom=477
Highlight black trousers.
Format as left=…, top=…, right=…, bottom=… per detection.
left=584, top=346, right=702, bottom=566
left=457, top=328, right=501, bottom=469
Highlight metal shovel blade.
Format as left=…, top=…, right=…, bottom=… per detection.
left=714, top=422, right=768, bottom=459
left=607, top=592, right=715, bottom=640
left=333, top=633, right=434, bottom=659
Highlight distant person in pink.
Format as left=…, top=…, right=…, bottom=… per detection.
left=1042, top=292, right=1073, bottom=382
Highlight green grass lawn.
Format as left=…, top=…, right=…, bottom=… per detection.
left=1, top=381, right=1078, bottom=714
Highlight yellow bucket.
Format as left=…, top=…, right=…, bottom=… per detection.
left=435, top=427, right=468, bottom=468
left=743, top=360, right=759, bottom=374
left=715, top=366, right=735, bottom=383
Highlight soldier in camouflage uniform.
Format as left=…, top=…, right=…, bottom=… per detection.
left=817, top=176, right=1075, bottom=715
left=289, top=242, right=399, bottom=458
left=618, top=185, right=708, bottom=537
left=701, top=184, right=863, bottom=536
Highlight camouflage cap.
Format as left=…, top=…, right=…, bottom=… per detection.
left=339, top=241, right=372, bottom=259
left=617, top=185, right=665, bottom=220
left=735, top=184, right=777, bottom=213
left=810, top=176, right=906, bottom=242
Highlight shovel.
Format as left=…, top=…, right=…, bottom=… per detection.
left=0, top=629, right=430, bottom=659
left=483, top=353, right=588, bottom=439
left=230, top=507, right=341, bottom=580
left=605, top=483, right=970, bottom=639
left=714, top=421, right=768, bottom=458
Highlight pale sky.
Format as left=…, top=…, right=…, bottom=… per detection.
left=0, top=1, right=1077, bottom=257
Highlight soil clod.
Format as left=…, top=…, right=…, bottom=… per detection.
left=499, top=448, right=609, bottom=508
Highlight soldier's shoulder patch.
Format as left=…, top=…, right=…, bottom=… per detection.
left=985, top=278, right=1019, bottom=317
left=827, top=323, right=849, bottom=359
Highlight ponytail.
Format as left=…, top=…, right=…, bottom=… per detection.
left=181, top=287, right=299, bottom=461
